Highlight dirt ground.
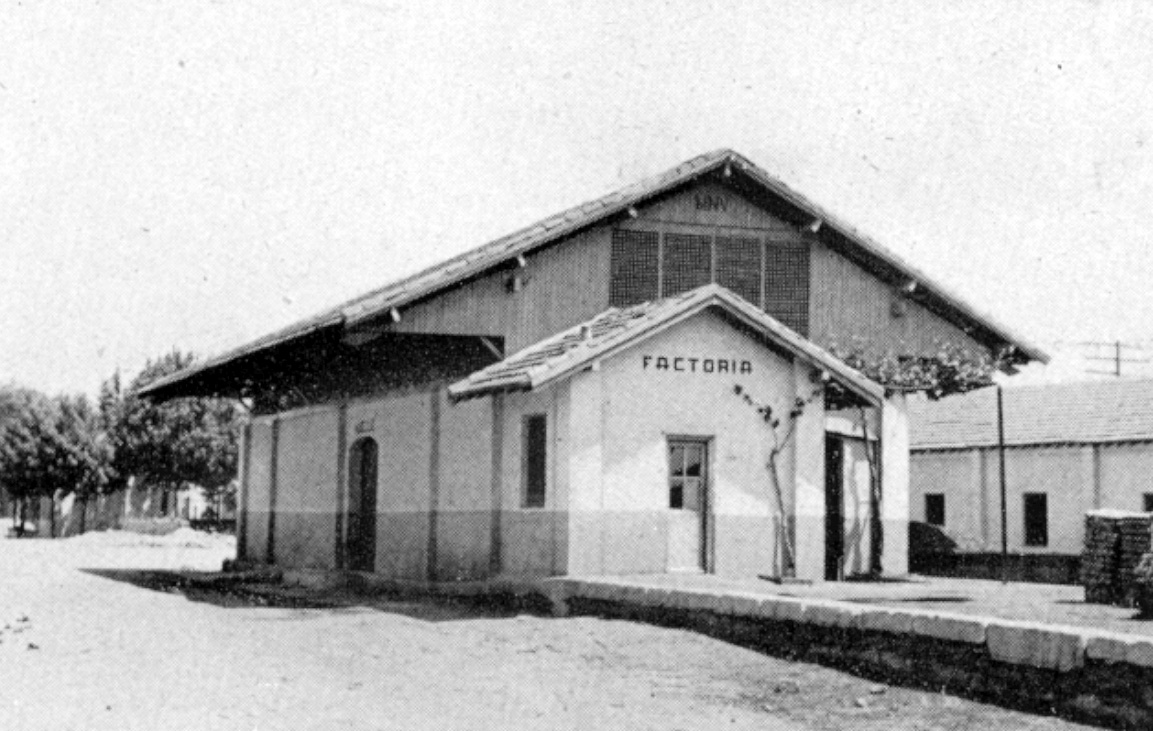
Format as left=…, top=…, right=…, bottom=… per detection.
left=0, top=530, right=1098, bottom=730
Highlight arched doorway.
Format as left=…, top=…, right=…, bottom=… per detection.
left=347, top=437, right=378, bottom=572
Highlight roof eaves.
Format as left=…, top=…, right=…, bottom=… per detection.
left=730, top=153, right=1049, bottom=365
left=135, top=313, right=344, bottom=398
left=342, top=150, right=734, bottom=330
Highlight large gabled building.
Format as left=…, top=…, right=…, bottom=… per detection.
left=142, top=149, right=1045, bottom=584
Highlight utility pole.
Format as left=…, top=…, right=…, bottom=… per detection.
left=997, top=385, right=1008, bottom=584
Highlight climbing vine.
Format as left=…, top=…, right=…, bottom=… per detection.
left=736, top=338, right=1009, bottom=579
left=823, top=337, right=1008, bottom=407
left=732, top=382, right=823, bottom=577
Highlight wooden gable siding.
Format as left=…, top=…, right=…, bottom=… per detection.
left=808, top=242, right=981, bottom=356
left=392, top=178, right=983, bottom=361
left=391, top=226, right=612, bottom=353
left=631, top=181, right=796, bottom=231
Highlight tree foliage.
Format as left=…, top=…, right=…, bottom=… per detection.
left=103, top=351, right=239, bottom=495
left=825, top=337, right=1005, bottom=404
left=0, top=387, right=111, bottom=518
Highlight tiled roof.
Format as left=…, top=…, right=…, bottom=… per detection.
left=909, top=379, right=1153, bottom=450
left=448, top=284, right=884, bottom=404
left=140, top=148, right=1046, bottom=399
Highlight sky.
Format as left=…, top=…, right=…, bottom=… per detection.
left=3, top=0, right=1153, bottom=396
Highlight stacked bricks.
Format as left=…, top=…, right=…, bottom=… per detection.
left=1081, top=510, right=1153, bottom=606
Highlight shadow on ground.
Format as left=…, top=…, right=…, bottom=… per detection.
left=80, top=568, right=549, bottom=622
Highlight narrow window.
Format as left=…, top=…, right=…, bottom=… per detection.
left=1143, top=493, right=1153, bottom=513
left=661, top=232, right=713, bottom=296
left=522, top=414, right=547, bottom=508
left=925, top=493, right=946, bottom=527
left=609, top=229, right=659, bottom=307
left=1023, top=493, right=1048, bottom=547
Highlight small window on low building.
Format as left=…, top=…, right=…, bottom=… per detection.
left=925, top=493, right=945, bottom=527
left=1023, top=493, right=1048, bottom=547
left=522, top=414, right=548, bottom=509
left=1144, top=493, right=1153, bottom=513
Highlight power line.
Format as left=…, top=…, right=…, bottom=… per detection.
left=1080, top=340, right=1152, bottom=377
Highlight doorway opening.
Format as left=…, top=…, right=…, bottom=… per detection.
left=667, top=438, right=710, bottom=573
left=347, top=437, right=378, bottom=572
left=824, top=436, right=845, bottom=581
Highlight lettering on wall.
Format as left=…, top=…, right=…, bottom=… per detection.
left=694, top=194, right=729, bottom=212
left=641, top=354, right=753, bottom=375
left=355, top=418, right=376, bottom=434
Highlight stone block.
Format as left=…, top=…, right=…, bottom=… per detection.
left=858, top=607, right=914, bottom=635
left=986, top=621, right=1087, bottom=672
left=766, top=597, right=804, bottom=623
left=800, top=600, right=864, bottom=629
left=723, top=592, right=765, bottom=617
left=1086, top=632, right=1153, bottom=668
left=909, top=611, right=988, bottom=645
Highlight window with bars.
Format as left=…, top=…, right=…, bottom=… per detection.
left=522, top=414, right=547, bottom=509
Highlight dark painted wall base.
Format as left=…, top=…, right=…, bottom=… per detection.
left=910, top=552, right=1081, bottom=585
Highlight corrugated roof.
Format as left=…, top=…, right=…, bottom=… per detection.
left=909, top=379, right=1153, bottom=450
left=140, top=148, right=1047, bottom=398
left=448, top=284, right=885, bottom=404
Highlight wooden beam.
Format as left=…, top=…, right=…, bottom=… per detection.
left=479, top=337, right=504, bottom=360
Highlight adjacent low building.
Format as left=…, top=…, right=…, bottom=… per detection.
left=140, top=149, right=1045, bottom=585
left=909, top=379, right=1153, bottom=582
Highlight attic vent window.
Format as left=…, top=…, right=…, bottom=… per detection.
left=609, top=229, right=659, bottom=307
left=609, top=226, right=810, bottom=333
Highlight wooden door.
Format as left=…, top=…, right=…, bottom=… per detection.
left=667, top=439, right=709, bottom=572
left=347, top=438, right=378, bottom=572
left=824, top=436, right=845, bottom=581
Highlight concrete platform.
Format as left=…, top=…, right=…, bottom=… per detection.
left=543, top=574, right=1153, bottom=673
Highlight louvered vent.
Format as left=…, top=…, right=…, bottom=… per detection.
left=715, top=236, right=762, bottom=307
left=765, top=244, right=810, bottom=335
left=609, top=229, right=660, bottom=307
left=662, top=233, right=712, bottom=296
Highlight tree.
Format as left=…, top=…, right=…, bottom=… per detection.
left=104, top=351, right=240, bottom=514
left=0, top=387, right=110, bottom=535
left=732, top=383, right=823, bottom=577
left=826, top=339, right=1007, bottom=576
left=53, top=394, right=113, bottom=533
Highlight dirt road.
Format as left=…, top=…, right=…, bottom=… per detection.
left=0, top=531, right=1094, bottom=730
